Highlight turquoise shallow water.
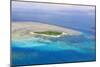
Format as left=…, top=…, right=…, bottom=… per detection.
left=12, top=34, right=96, bottom=66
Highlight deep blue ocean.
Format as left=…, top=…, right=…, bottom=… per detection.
left=11, top=1, right=96, bottom=66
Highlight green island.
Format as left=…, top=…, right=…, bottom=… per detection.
left=34, top=31, right=62, bottom=36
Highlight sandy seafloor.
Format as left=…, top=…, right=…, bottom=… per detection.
left=12, top=22, right=96, bottom=66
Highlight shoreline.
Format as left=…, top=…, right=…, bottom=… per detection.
left=29, top=32, right=67, bottom=38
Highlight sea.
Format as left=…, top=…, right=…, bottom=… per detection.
left=11, top=1, right=96, bottom=66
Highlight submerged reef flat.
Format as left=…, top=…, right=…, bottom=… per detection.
left=12, top=22, right=82, bottom=39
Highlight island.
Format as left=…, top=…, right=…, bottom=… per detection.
left=34, top=31, right=62, bottom=36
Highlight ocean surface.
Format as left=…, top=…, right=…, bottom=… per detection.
left=11, top=1, right=96, bottom=66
